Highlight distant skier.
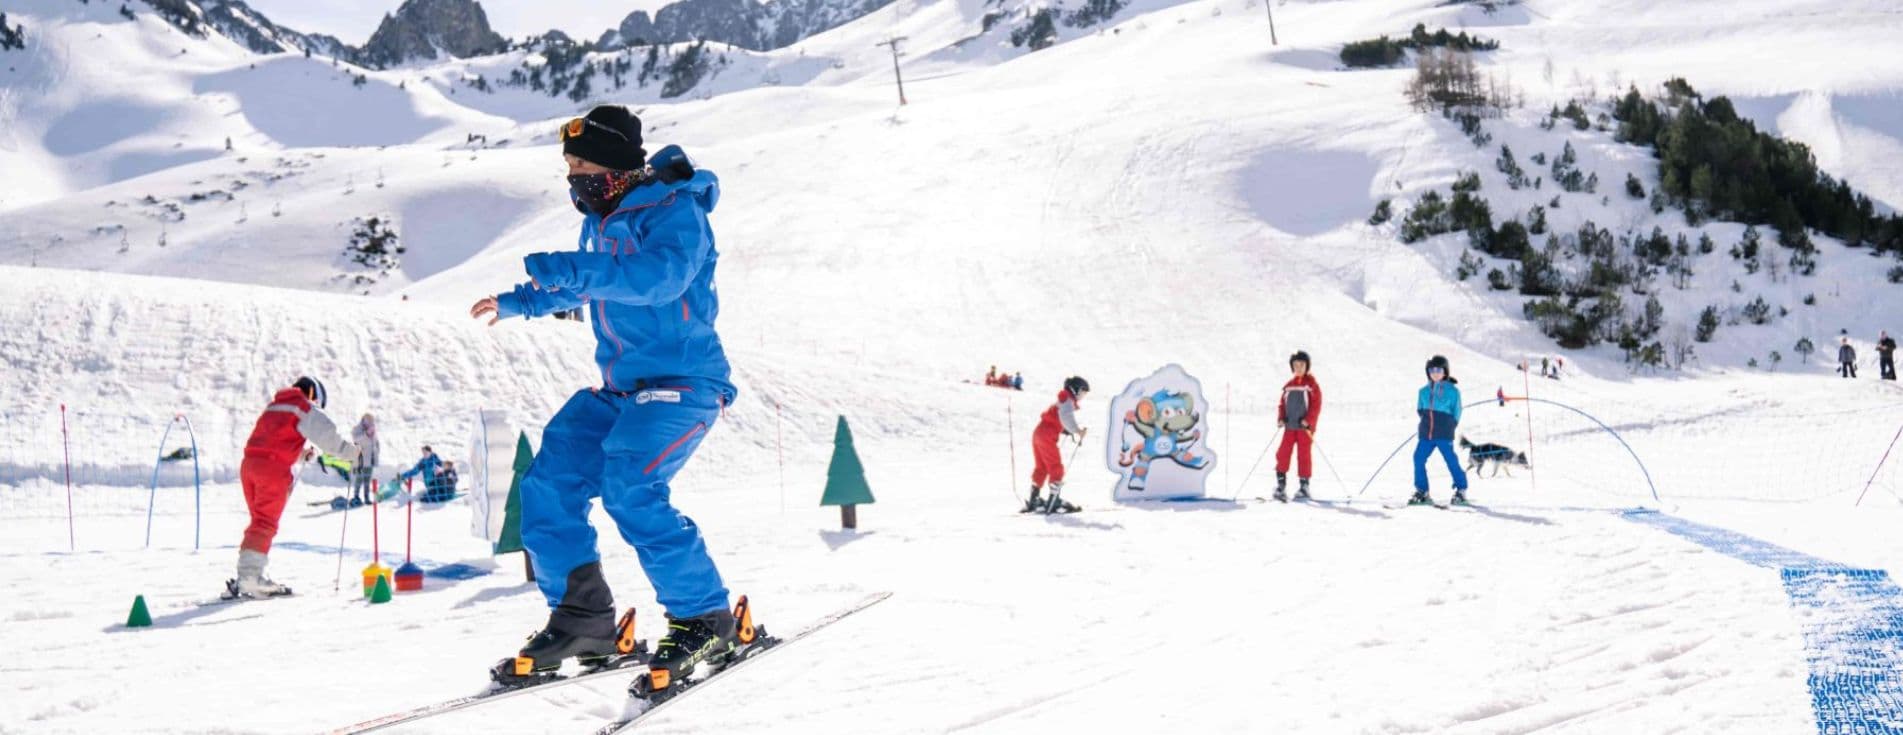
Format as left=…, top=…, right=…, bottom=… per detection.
left=427, top=460, right=459, bottom=502
left=1027, top=377, right=1089, bottom=513
left=469, top=104, right=746, bottom=693
left=398, top=445, right=444, bottom=495
left=349, top=413, right=380, bottom=507
left=1877, top=331, right=1895, bottom=381
left=1409, top=356, right=1469, bottom=506
left=1012, top=372, right=1024, bottom=391
left=1273, top=351, right=1322, bottom=502
left=1839, top=336, right=1858, bottom=379
left=232, top=377, right=356, bottom=597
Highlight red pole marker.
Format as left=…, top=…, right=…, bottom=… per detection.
left=394, top=481, right=424, bottom=591
left=362, top=480, right=389, bottom=597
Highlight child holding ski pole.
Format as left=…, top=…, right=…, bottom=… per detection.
left=1027, top=376, right=1089, bottom=513
left=1273, top=351, right=1321, bottom=502
left=1409, top=355, right=1469, bottom=506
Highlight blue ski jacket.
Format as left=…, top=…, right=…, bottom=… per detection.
left=398, top=452, right=442, bottom=484
left=1417, top=379, right=1462, bottom=441
left=495, top=146, right=734, bottom=398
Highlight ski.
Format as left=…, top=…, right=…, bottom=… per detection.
left=199, top=591, right=295, bottom=607
left=326, top=617, right=650, bottom=735
left=201, top=579, right=296, bottom=606
left=587, top=591, right=893, bottom=735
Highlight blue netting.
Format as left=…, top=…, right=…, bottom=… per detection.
left=1624, top=510, right=1903, bottom=733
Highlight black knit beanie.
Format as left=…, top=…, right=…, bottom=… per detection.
left=563, top=105, right=647, bottom=171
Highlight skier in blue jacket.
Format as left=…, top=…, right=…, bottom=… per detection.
left=396, top=445, right=442, bottom=497
left=470, top=105, right=743, bottom=691
left=1410, top=355, right=1470, bottom=506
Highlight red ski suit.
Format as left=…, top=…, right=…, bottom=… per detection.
left=1274, top=374, right=1322, bottom=479
left=1032, top=389, right=1082, bottom=487
left=239, top=388, right=353, bottom=553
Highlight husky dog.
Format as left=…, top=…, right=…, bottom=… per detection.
left=1459, top=436, right=1530, bottom=478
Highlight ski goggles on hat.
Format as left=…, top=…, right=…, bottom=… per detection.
left=561, top=117, right=630, bottom=142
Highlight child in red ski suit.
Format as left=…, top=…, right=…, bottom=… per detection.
left=1274, top=351, right=1321, bottom=501
left=231, top=377, right=356, bottom=597
left=1027, top=376, right=1090, bottom=513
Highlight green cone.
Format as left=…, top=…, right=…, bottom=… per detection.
left=126, top=594, right=152, bottom=628
left=369, top=574, right=393, bottom=604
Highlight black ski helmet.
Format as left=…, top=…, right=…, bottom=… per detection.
left=1424, top=355, right=1451, bottom=380
left=293, top=376, right=327, bottom=408
left=1290, top=350, right=1312, bottom=369
left=1063, top=376, right=1090, bottom=396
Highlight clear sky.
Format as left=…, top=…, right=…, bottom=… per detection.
left=240, top=0, right=675, bottom=46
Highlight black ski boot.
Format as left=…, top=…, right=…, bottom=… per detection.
left=1295, top=478, right=1311, bottom=501
left=1042, top=483, right=1079, bottom=514
left=1023, top=486, right=1044, bottom=513
left=1449, top=490, right=1471, bottom=507
left=632, top=597, right=765, bottom=702
left=492, top=562, right=644, bottom=687
left=1273, top=473, right=1287, bottom=502
left=1406, top=490, right=1434, bottom=506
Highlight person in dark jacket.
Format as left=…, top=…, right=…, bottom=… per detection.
left=1878, top=331, right=1896, bottom=381
left=1410, top=355, right=1469, bottom=506
left=1839, top=337, right=1858, bottom=379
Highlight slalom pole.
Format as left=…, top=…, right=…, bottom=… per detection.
left=1523, top=366, right=1537, bottom=493
left=775, top=400, right=786, bottom=515
left=60, top=404, right=74, bottom=552
left=372, top=480, right=381, bottom=566
left=1228, top=426, right=1283, bottom=501
left=1224, top=383, right=1232, bottom=496
left=1351, top=434, right=1417, bottom=501
left=1853, top=420, right=1903, bottom=507
left=405, top=481, right=413, bottom=566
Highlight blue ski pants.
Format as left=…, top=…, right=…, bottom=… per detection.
left=521, top=384, right=729, bottom=619
left=1412, top=438, right=1469, bottom=492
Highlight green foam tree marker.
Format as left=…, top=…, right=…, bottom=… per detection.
left=498, top=432, right=533, bottom=583
left=126, top=594, right=152, bottom=628
left=369, top=574, right=393, bottom=604
left=820, top=416, right=875, bottom=529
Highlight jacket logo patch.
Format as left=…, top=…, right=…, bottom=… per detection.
left=635, top=390, right=682, bottom=405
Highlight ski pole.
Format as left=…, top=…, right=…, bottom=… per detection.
left=333, top=495, right=351, bottom=592
left=1007, top=396, right=1023, bottom=506
left=1045, top=432, right=1087, bottom=513
left=1315, top=439, right=1348, bottom=498
left=1228, top=426, right=1282, bottom=501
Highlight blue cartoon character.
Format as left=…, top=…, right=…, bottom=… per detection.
left=1118, top=390, right=1210, bottom=491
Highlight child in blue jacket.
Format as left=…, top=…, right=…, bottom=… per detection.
left=1411, top=355, right=1470, bottom=506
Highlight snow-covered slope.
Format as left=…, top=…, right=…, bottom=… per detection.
left=4, top=0, right=1903, bottom=732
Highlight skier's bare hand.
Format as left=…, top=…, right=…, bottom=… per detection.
left=470, top=296, right=501, bottom=326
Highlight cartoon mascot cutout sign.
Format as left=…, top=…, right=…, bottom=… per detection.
left=1106, top=364, right=1217, bottom=501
